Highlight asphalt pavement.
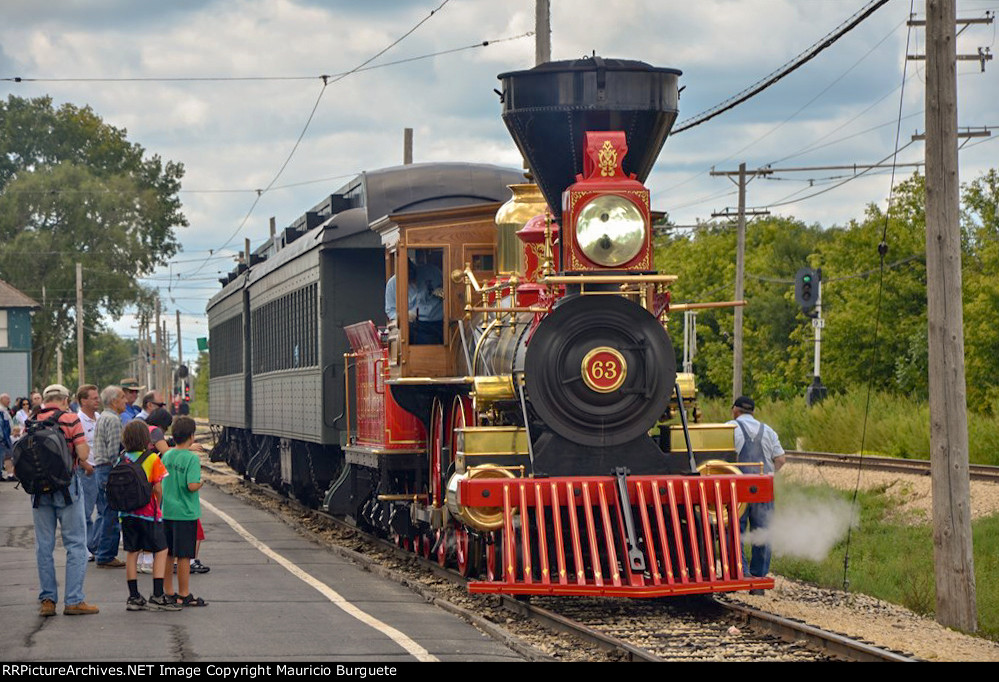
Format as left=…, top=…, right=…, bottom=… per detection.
left=0, top=479, right=523, bottom=663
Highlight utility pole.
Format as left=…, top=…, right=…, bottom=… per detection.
left=925, top=0, right=976, bottom=632
left=535, top=0, right=551, bottom=65
left=176, top=309, right=185, bottom=407
left=164, top=323, right=171, bottom=400
left=155, top=302, right=162, bottom=395
left=710, top=164, right=772, bottom=399
left=403, top=128, right=413, bottom=165
left=76, top=263, right=85, bottom=385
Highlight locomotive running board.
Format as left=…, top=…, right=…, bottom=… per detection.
left=462, top=474, right=775, bottom=597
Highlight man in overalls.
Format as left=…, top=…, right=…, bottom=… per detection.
left=729, top=396, right=786, bottom=594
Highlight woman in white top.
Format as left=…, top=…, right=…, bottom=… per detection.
left=14, top=397, right=31, bottom=439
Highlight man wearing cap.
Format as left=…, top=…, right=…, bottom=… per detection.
left=728, top=396, right=785, bottom=594
left=31, top=384, right=99, bottom=616
left=119, top=378, right=142, bottom=425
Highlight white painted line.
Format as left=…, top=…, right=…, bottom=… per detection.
left=201, top=498, right=438, bottom=662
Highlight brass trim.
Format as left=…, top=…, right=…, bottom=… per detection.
left=377, top=494, right=430, bottom=502
left=472, top=376, right=516, bottom=405
left=581, top=346, right=627, bottom=393
left=543, top=274, right=677, bottom=284
left=456, top=426, right=528, bottom=456
left=669, top=300, right=747, bottom=312
left=696, top=459, right=748, bottom=525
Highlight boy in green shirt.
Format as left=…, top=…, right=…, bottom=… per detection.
left=160, top=416, right=207, bottom=607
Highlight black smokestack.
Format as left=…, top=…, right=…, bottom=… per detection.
left=498, top=56, right=681, bottom=221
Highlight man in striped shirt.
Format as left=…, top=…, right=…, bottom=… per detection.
left=32, top=384, right=99, bottom=616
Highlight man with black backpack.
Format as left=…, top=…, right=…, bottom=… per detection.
left=16, top=384, right=99, bottom=616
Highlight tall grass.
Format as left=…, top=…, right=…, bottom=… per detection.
left=699, top=389, right=999, bottom=465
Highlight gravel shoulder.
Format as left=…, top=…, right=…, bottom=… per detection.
left=748, top=461, right=999, bottom=661
left=196, top=438, right=999, bottom=662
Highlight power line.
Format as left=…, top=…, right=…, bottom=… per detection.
left=672, top=0, right=892, bottom=134
left=1, top=32, right=530, bottom=84
left=187, top=0, right=453, bottom=278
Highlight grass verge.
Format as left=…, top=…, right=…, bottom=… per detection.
left=770, top=479, right=999, bottom=641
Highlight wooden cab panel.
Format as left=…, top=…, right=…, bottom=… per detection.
left=376, top=202, right=502, bottom=379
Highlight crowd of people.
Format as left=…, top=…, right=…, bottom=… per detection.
left=1, top=378, right=210, bottom=616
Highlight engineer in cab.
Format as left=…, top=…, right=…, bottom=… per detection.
left=385, top=257, right=443, bottom=345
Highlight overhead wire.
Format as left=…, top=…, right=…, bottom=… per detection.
left=654, top=0, right=898, bottom=199
left=186, top=0, right=452, bottom=278
left=841, top=0, right=918, bottom=594
left=671, top=0, right=892, bottom=134
left=1, top=32, right=530, bottom=84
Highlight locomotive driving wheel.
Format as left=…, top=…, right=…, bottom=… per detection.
left=436, top=528, right=449, bottom=567
left=429, top=398, right=448, bottom=508
left=455, top=529, right=470, bottom=576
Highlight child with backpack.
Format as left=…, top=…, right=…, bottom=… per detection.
left=112, top=420, right=180, bottom=611
left=160, top=416, right=207, bottom=607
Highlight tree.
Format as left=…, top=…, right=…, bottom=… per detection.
left=655, top=216, right=826, bottom=400
left=0, top=95, right=186, bottom=385
left=961, top=169, right=999, bottom=413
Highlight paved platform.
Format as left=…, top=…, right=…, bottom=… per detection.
left=0, top=480, right=522, bottom=662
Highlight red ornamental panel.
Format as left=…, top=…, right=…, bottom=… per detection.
left=344, top=321, right=425, bottom=449
left=562, top=131, right=652, bottom=272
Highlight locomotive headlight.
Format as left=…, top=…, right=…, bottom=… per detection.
left=575, top=195, right=645, bottom=266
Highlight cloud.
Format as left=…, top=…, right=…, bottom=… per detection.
left=1, top=0, right=996, bottom=325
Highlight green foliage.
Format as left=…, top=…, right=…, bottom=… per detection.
left=700, top=390, right=999, bottom=465
left=0, top=95, right=186, bottom=386
left=59, top=330, right=138, bottom=392
left=771, top=480, right=999, bottom=641
left=656, top=216, right=826, bottom=399
left=190, top=350, right=210, bottom=419
left=660, top=169, right=999, bottom=414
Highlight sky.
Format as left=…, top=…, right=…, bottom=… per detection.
left=1, top=0, right=996, bottom=359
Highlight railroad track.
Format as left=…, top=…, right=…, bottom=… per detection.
left=195, top=446, right=917, bottom=662
left=787, top=450, right=999, bottom=483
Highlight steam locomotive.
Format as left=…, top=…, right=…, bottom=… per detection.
left=208, top=57, right=774, bottom=597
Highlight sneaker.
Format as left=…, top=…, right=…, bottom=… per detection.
left=137, top=564, right=153, bottom=574
left=87, top=551, right=95, bottom=562
left=39, top=599, right=56, bottom=617
left=64, top=602, right=100, bottom=615
left=190, top=559, right=210, bottom=574
left=126, top=595, right=149, bottom=611
left=147, top=594, right=181, bottom=612
left=97, top=558, right=126, bottom=568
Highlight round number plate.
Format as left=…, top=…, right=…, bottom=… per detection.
left=581, top=347, right=627, bottom=393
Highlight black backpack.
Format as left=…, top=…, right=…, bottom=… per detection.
left=106, top=450, right=153, bottom=512
left=12, top=410, right=75, bottom=507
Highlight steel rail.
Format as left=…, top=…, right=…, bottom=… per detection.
left=198, top=454, right=916, bottom=662
left=786, top=450, right=999, bottom=482
left=719, top=599, right=918, bottom=662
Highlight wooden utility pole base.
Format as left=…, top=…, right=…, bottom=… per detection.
left=926, top=0, right=977, bottom=632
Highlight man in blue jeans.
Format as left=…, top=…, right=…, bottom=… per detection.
left=728, top=396, right=786, bottom=595
left=92, top=385, right=127, bottom=569
left=31, top=384, right=99, bottom=615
